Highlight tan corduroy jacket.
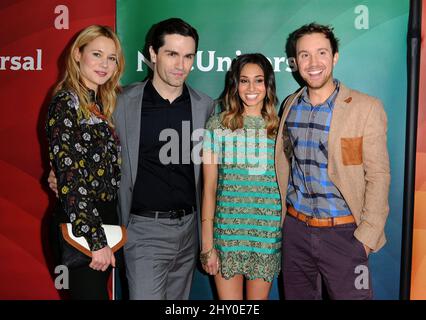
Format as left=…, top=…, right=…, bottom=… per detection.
left=275, top=83, right=391, bottom=252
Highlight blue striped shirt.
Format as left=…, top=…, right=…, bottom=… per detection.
left=285, top=80, right=352, bottom=218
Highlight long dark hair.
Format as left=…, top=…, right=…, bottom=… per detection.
left=221, top=53, right=279, bottom=138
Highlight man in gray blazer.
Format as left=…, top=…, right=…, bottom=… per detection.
left=113, top=18, right=214, bottom=299
left=48, top=18, right=214, bottom=300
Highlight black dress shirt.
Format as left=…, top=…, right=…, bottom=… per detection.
left=130, top=80, right=196, bottom=211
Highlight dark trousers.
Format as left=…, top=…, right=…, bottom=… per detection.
left=282, top=214, right=373, bottom=300
left=50, top=200, right=126, bottom=300
left=68, top=266, right=111, bottom=300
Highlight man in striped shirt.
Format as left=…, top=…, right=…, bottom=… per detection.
left=275, top=23, right=390, bottom=299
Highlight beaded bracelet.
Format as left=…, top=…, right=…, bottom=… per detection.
left=200, top=247, right=215, bottom=265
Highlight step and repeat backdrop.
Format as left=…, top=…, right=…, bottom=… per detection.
left=0, top=0, right=423, bottom=299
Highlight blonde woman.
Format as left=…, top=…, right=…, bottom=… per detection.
left=201, top=53, right=282, bottom=299
left=45, top=25, right=124, bottom=299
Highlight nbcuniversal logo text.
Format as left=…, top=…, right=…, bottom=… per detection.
left=137, top=50, right=297, bottom=73
left=0, top=49, right=43, bottom=71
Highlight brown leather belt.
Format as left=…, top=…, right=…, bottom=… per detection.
left=287, top=206, right=355, bottom=227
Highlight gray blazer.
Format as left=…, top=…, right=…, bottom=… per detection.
left=113, top=80, right=215, bottom=232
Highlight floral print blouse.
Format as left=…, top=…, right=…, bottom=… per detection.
left=46, top=89, right=121, bottom=251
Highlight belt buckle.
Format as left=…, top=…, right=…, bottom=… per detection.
left=170, top=209, right=185, bottom=220
left=169, top=210, right=178, bottom=219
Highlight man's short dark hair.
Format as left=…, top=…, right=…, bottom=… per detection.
left=287, top=23, right=339, bottom=58
left=150, top=18, right=199, bottom=53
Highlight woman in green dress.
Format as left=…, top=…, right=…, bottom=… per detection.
left=201, top=53, right=282, bottom=299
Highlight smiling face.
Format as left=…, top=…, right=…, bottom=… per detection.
left=149, top=34, right=196, bottom=92
left=296, top=32, right=339, bottom=94
left=74, top=36, right=118, bottom=92
left=238, top=63, right=266, bottom=115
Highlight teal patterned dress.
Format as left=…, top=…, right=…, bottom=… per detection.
left=203, top=113, right=282, bottom=282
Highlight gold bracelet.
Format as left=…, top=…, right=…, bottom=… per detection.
left=200, top=247, right=215, bottom=265
left=201, top=217, right=214, bottom=223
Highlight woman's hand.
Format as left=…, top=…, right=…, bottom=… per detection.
left=47, top=166, right=58, bottom=197
left=90, top=246, right=115, bottom=271
left=201, top=248, right=219, bottom=276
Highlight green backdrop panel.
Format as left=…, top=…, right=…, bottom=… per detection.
left=117, top=0, right=408, bottom=300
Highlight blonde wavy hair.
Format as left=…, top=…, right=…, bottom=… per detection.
left=54, top=25, right=125, bottom=122
left=221, top=53, right=279, bottom=138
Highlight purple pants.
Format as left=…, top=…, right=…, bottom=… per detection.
left=282, top=214, right=373, bottom=300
